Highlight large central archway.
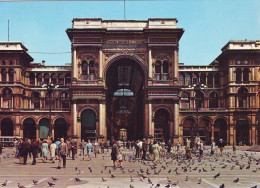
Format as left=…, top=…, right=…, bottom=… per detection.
left=105, top=57, right=145, bottom=140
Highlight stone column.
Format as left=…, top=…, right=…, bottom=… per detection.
left=174, top=101, right=180, bottom=142
left=229, top=68, right=233, bottom=82
left=36, top=125, right=39, bottom=141
left=148, top=102, right=153, bottom=136
left=73, top=47, right=77, bottom=80
left=51, top=122, right=55, bottom=140
left=169, top=120, right=174, bottom=139
left=72, top=100, right=78, bottom=137
left=148, top=48, right=153, bottom=79
left=211, top=125, right=214, bottom=141
left=174, top=48, right=179, bottom=82
left=99, top=99, right=107, bottom=140
left=144, top=101, right=149, bottom=137
left=230, top=125, right=234, bottom=145
left=99, top=48, right=103, bottom=79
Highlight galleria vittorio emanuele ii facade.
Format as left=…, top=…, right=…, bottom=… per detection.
left=0, top=18, right=259, bottom=145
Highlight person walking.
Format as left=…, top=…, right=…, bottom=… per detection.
left=79, top=139, right=86, bottom=156
left=58, top=138, right=68, bottom=169
left=111, top=142, right=119, bottom=167
left=55, top=138, right=61, bottom=159
left=50, top=140, right=56, bottom=163
left=70, top=136, right=77, bottom=160
left=22, top=138, right=31, bottom=165
left=42, top=139, right=48, bottom=163
left=199, top=141, right=204, bottom=159
left=218, top=139, right=225, bottom=156
left=166, top=140, right=172, bottom=157
left=13, top=138, right=18, bottom=157
left=211, top=140, right=216, bottom=155
left=93, top=140, right=99, bottom=158
left=100, top=140, right=105, bottom=154
left=135, top=140, right=140, bottom=158
left=31, top=140, right=41, bottom=165
left=152, top=141, right=160, bottom=166
left=86, top=140, right=93, bottom=160
left=17, top=138, right=24, bottom=164
left=142, top=139, right=148, bottom=160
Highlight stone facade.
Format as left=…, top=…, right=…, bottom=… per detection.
left=0, top=18, right=259, bottom=145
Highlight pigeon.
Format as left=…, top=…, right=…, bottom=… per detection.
left=172, top=181, right=179, bottom=187
left=148, top=177, right=152, bottom=184
left=155, top=183, right=160, bottom=188
left=214, top=172, right=220, bottom=179
left=198, top=178, right=202, bottom=184
left=130, top=176, right=134, bottom=182
left=17, top=183, right=25, bottom=188
left=251, top=185, right=257, bottom=188
left=33, top=180, right=38, bottom=185
left=185, top=176, right=188, bottom=181
left=102, top=177, right=107, bottom=182
left=111, top=174, right=115, bottom=178
left=219, top=184, right=225, bottom=188
left=52, top=177, right=58, bottom=181
left=109, top=169, right=111, bottom=174
left=168, top=169, right=171, bottom=173
left=75, top=178, right=81, bottom=182
left=48, top=182, right=55, bottom=186
left=1, top=180, right=7, bottom=186
left=128, top=169, right=134, bottom=173
left=233, top=178, right=239, bottom=183
left=129, top=184, right=134, bottom=188
left=75, top=167, right=78, bottom=171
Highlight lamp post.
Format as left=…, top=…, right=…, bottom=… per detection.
left=42, top=80, right=59, bottom=139
left=189, top=83, right=206, bottom=139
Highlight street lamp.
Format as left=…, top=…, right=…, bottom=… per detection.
left=189, top=83, right=207, bottom=138
left=42, top=80, right=59, bottom=139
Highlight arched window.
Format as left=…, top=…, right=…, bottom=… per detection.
left=1, top=69, right=7, bottom=83
left=32, top=92, right=40, bottom=109
left=209, top=92, right=218, bottom=108
left=185, top=74, right=191, bottom=86
left=3, top=88, right=12, bottom=108
left=208, top=73, right=213, bottom=87
left=154, top=60, right=161, bottom=80
left=195, top=91, right=204, bottom=108
left=44, top=73, right=50, bottom=84
left=238, top=87, right=249, bottom=108
left=60, top=92, right=69, bottom=109
left=214, top=73, right=220, bottom=86
left=243, top=68, right=249, bottom=82
left=192, top=74, right=198, bottom=85
left=51, top=73, right=57, bottom=84
left=162, top=61, right=169, bottom=80
left=58, top=73, right=64, bottom=85
left=179, top=74, right=185, bottom=85
left=89, top=60, right=95, bottom=80
left=29, top=73, right=35, bottom=86
left=82, top=60, right=88, bottom=80
left=200, top=73, right=206, bottom=85
left=8, top=69, right=14, bottom=83
left=181, top=92, right=190, bottom=108
left=65, top=73, right=71, bottom=86
left=236, top=68, right=242, bottom=82
left=37, top=73, right=42, bottom=85
left=45, top=91, right=54, bottom=109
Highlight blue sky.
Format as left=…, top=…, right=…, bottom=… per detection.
left=0, top=0, right=259, bottom=66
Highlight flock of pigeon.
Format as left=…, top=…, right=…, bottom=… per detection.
left=1, top=149, right=260, bottom=187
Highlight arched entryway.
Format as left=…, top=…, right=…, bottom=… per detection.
left=39, top=118, right=50, bottom=139
left=214, top=118, right=227, bottom=143
left=81, top=109, right=96, bottom=140
left=199, top=118, right=211, bottom=144
left=154, top=109, right=170, bottom=142
left=236, top=119, right=250, bottom=145
left=23, top=118, right=36, bottom=139
left=1, top=118, right=13, bottom=136
left=105, top=57, right=145, bottom=140
left=54, top=118, right=68, bottom=139
left=183, top=118, right=195, bottom=141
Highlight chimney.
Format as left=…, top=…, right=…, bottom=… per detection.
left=42, top=60, right=45, bottom=66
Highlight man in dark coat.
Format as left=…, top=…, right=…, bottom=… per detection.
left=142, top=139, right=148, bottom=160
left=70, top=136, right=77, bottom=160
left=22, top=138, right=31, bottom=165
left=31, top=140, right=41, bottom=165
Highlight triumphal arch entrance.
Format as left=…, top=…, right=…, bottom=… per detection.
left=66, top=18, right=184, bottom=141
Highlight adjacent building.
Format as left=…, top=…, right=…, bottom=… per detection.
left=0, top=18, right=259, bottom=145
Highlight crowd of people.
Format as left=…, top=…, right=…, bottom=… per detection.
left=0, top=136, right=227, bottom=168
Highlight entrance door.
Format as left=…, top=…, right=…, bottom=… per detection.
left=154, top=109, right=170, bottom=142
left=54, top=118, right=67, bottom=139
left=23, top=118, right=36, bottom=139
left=236, top=120, right=249, bottom=145
left=81, top=109, right=96, bottom=140
left=39, top=118, right=50, bottom=139
left=1, top=118, right=13, bottom=136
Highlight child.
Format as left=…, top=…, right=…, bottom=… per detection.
left=117, top=152, right=123, bottom=167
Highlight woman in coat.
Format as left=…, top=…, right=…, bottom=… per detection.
left=42, top=139, right=48, bottom=163
left=152, top=141, right=160, bottom=166
left=50, top=140, right=56, bottom=163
